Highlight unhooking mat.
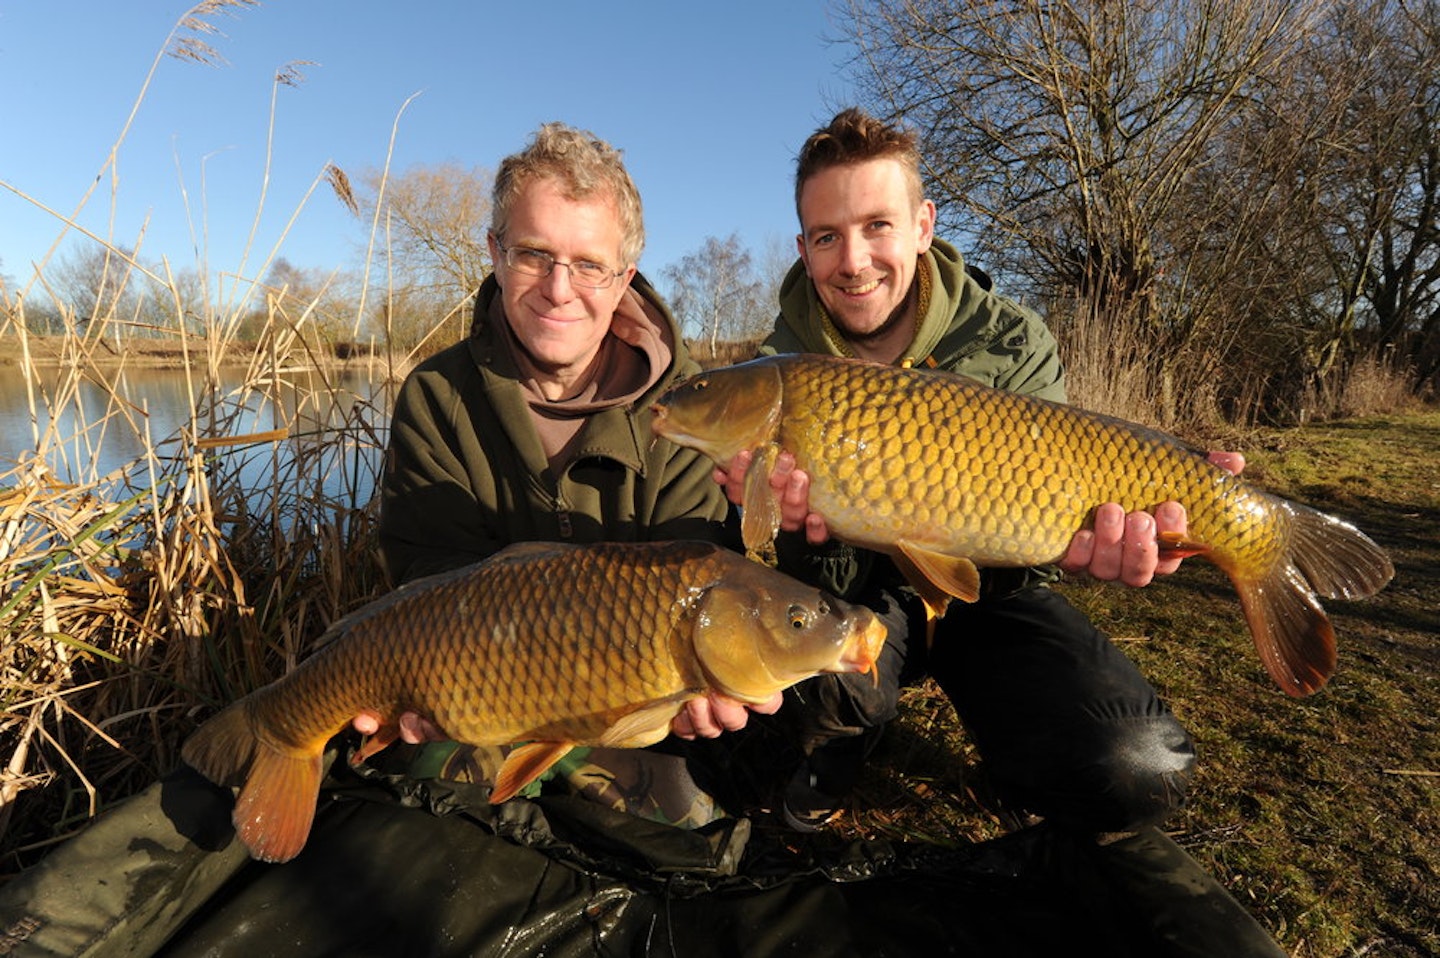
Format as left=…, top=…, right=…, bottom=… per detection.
left=0, top=755, right=1287, bottom=958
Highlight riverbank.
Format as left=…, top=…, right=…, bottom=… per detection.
left=1, top=333, right=385, bottom=369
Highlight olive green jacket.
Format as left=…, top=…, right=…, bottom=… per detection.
left=379, top=273, right=730, bottom=585
left=761, top=238, right=1066, bottom=600
left=764, top=238, right=1065, bottom=400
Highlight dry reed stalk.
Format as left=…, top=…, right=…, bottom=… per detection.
left=2, top=278, right=389, bottom=876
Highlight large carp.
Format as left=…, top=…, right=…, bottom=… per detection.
left=650, top=354, right=1394, bottom=698
left=182, top=539, right=886, bottom=863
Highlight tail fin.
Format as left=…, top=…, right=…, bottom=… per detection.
left=181, top=702, right=324, bottom=863
left=1233, top=568, right=1338, bottom=697
left=1286, top=503, right=1395, bottom=601
left=1230, top=503, right=1394, bottom=697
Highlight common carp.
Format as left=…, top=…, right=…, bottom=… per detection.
left=181, top=539, right=886, bottom=863
left=650, top=354, right=1394, bottom=698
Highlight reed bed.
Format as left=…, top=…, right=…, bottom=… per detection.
left=0, top=294, right=396, bottom=872
left=0, top=0, right=440, bottom=871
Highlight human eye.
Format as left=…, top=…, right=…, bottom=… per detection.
left=571, top=260, right=611, bottom=283
left=512, top=247, right=553, bottom=271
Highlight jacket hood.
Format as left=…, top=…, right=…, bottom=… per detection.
left=771, top=238, right=1012, bottom=368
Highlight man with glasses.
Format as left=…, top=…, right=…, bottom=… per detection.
left=359, top=120, right=773, bottom=819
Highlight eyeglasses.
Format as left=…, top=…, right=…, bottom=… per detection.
left=495, top=240, right=625, bottom=290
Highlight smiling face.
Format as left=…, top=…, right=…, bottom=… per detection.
left=487, top=177, right=637, bottom=399
left=796, top=158, right=936, bottom=363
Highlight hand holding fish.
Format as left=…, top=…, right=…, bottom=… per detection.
left=183, top=540, right=888, bottom=862
left=672, top=689, right=783, bottom=740
left=1060, top=451, right=1245, bottom=583
left=716, top=447, right=1247, bottom=588
left=352, top=709, right=442, bottom=744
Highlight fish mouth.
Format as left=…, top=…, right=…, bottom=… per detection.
left=837, top=617, right=888, bottom=686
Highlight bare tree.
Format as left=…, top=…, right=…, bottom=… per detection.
left=357, top=162, right=493, bottom=297
left=661, top=234, right=771, bottom=358
left=354, top=162, right=493, bottom=353
left=845, top=0, right=1313, bottom=309
left=1325, top=0, right=1440, bottom=388
left=1173, top=0, right=1440, bottom=412
left=47, top=244, right=145, bottom=333
left=835, top=0, right=1440, bottom=424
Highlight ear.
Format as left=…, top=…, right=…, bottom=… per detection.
left=795, top=233, right=811, bottom=275
left=487, top=232, right=504, bottom=282
left=916, top=199, right=936, bottom=255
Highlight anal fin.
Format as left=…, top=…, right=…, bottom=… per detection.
left=491, top=741, right=575, bottom=804
left=1157, top=530, right=1211, bottom=561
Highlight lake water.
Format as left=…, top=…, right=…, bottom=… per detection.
left=0, top=364, right=391, bottom=500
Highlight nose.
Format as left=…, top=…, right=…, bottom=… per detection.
left=538, top=262, right=577, bottom=303
left=837, top=236, right=870, bottom=276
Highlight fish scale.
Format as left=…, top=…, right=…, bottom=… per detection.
left=650, top=353, right=1393, bottom=700
left=182, top=539, right=887, bottom=862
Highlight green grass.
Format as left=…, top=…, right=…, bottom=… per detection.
left=842, top=411, right=1440, bottom=957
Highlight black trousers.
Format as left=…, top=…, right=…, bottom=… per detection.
left=786, top=583, right=1196, bottom=834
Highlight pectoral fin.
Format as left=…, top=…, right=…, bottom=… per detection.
left=598, top=696, right=694, bottom=749
left=491, top=741, right=574, bottom=804
left=740, top=443, right=783, bottom=566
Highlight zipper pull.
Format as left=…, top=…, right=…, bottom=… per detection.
left=556, top=508, right=573, bottom=539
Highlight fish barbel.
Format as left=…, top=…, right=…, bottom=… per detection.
left=181, top=539, right=886, bottom=862
left=650, top=354, right=1394, bottom=698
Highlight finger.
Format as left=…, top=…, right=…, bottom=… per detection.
left=1084, top=502, right=1127, bottom=581
left=1059, top=529, right=1096, bottom=573
left=1208, top=450, right=1246, bottom=476
left=671, top=706, right=698, bottom=741
left=722, top=450, right=753, bottom=505
left=769, top=451, right=796, bottom=492
left=397, top=712, right=428, bottom=744
left=750, top=691, right=784, bottom=716
left=804, top=512, right=831, bottom=546
left=780, top=468, right=811, bottom=530
left=686, top=699, right=724, bottom=739
left=1152, top=501, right=1187, bottom=576
left=352, top=710, right=381, bottom=736
left=1119, top=511, right=1158, bottom=587
left=709, top=695, right=752, bottom=732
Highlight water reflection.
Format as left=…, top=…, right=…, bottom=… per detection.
left=0, top=364, right=390, bottom=502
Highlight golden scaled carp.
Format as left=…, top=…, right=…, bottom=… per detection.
left=650, top=354, right=1394, bottom=698
left=181, top=539, right=886, bottom=863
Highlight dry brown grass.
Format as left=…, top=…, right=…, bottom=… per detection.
left=0, top=1, right=449, bottom=874
left=0, top=289, right=396, bottom=869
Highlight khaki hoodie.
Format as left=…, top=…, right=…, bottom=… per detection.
left=379, top=272, right=730, bottom=585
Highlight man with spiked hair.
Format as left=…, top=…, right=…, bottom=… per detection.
left=720, top=107, right=1244, bottom=839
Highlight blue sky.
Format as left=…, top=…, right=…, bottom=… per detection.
left=0, top=1, right=857, bottom=294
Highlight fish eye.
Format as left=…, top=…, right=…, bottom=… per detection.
left=787, top=605, right=809, bottom=629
